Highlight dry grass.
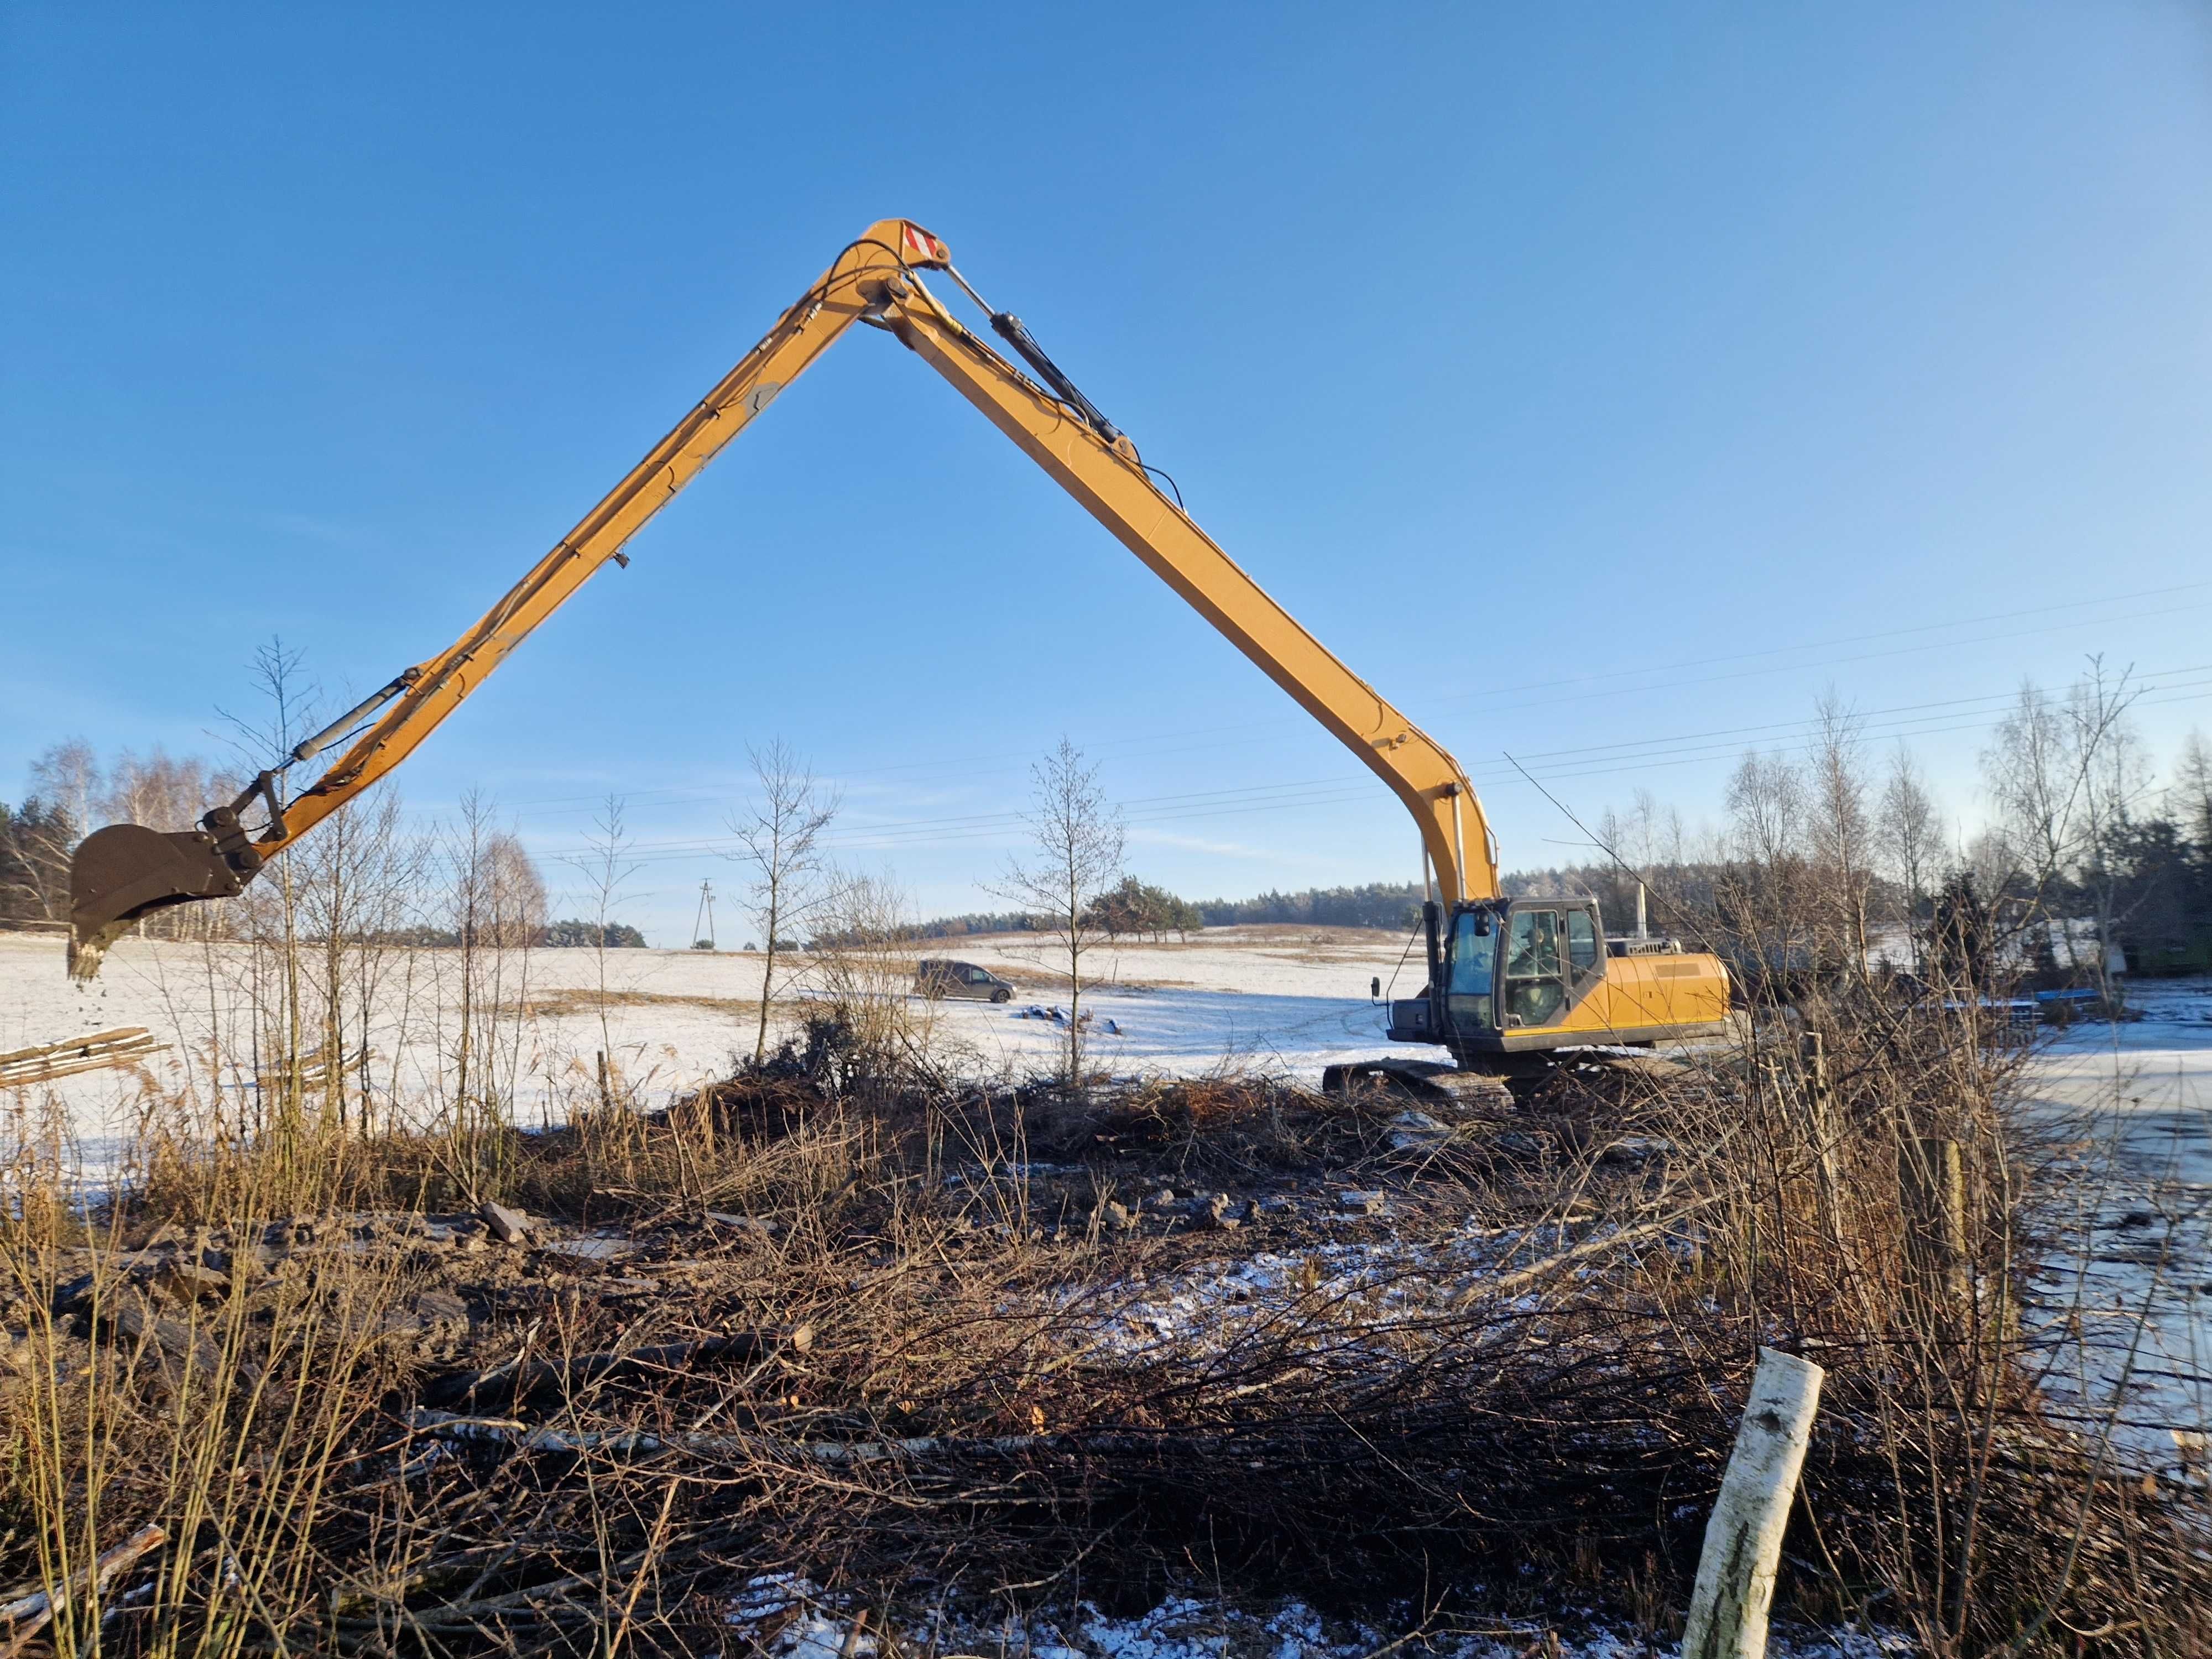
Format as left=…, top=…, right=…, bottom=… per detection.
left=0, top=975, right=2204, bottom=1657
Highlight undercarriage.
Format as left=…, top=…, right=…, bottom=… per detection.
left=1320, top=1049, right=1692, bottom=1112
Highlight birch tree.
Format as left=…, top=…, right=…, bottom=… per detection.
left=1877, top=746, right=1944, bottom=967
left=728, top=740, right=840, bottom=1066
left=993, top=739, right=1124, bottom=1086
left=1983, top=661, right=2142, bottom=992
left=1807, top=695, right=1873, bottom=972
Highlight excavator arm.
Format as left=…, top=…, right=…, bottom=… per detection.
left=68, top=220, right=1496, bottom=978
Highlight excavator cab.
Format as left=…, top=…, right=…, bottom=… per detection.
left=1388, top=896, right=1722, bottom=1067
left=1389, top=900, right=1550, bottom=1048
left=1385, top=901, right=1493, bottom=1048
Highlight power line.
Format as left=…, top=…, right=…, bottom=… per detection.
left=545, top=682, right=2212, bottom=870
left=489, top=580, right=2212, bottom=820
left=526, top=662, right=2212, bottom=867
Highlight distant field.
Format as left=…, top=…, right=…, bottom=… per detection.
left=0, top=926, right=1421, bottom=1154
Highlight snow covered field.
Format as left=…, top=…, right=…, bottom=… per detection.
left=0, top=926, right=1420, bottom=1155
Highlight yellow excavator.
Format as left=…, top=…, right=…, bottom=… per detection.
left=66, top=220, right=1729, bottom=1091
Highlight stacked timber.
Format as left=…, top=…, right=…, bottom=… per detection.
left=257, top=1042, right=372, bottom=1093
left=0, top=1027, right=169, bottom=1088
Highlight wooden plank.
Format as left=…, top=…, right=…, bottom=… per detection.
left=0, top=1042, right=169, bottom=1088
left=0, top=1038, right=161, bottom=1073
left=0, top=1027, right=152, bottom=1068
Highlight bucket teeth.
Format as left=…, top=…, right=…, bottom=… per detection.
left=67, top=823, right=249, bottom=981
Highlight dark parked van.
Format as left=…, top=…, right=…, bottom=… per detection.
left=915, top=959, right=1015, bottom=1002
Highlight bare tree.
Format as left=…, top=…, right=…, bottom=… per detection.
left=466, top=832, right=547, bottom=946
left=808, top=869, right=952, bottom=1096
left=1984, top=680, right=2073, bottom=902
left=992, top=738, right=1124, bottom=1085
left=1876, top=745, right=1944, bottom=966
left=201, top=637, right=345, bottom=1168
left=8, top=740, right=100, bottom=920
left=565, top=796, right=643, bottom=1099
left=289, top=786, right=422, bottom=1135
left=1807, top=695, right=1874, bottom=972
left=1717, top=748, right=1808, bottom=998
left=2172, top=729, right=2212, bottom=847
left=28, top=739, right=98, bottom=835
left=1983, top=660, right=2143, bottom=994
left=437, top=791, right=538, bottom=1181
left=2068, top=663, right=2149, bottom=1001
left=101, top=747, right=215, bottom=833
left=727, top=740, right=840, bottom=1066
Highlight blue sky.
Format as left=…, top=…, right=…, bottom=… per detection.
left=6, top=3, right=2211, bottom=943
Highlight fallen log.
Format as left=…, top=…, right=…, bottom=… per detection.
left=1454, top=1197, right=1723, bottom=1308
left=419, top=1322, right=814, bottom=1410
left=102, top=1291, right=263, bottom=1388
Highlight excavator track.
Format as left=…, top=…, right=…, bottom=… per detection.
left=1321, top=1059, right=1515, bottom=1114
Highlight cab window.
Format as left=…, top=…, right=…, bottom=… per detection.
left=1445, top=910, right=1494, bottom=1031
left=1504, top=909, right=1565, bottom=1026
left=1567, top=909, right=1599, bottom=974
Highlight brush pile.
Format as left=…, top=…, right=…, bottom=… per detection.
left=1, top=994, right=2205, bottom=1657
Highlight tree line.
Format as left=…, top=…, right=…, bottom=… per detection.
left=897, top=880, right=1426, bottom=941
left=1, top=743, right=226, bottom=931
left=885, top=884, right=1202, bottom=945
left=0, top=737, right=648, bottom=948
left=884, top=670, right=2211, bottom=1005
left=1192, top=881, right=1426, bottom=931
left=16, top=665, right=2208, bottom=997
left=1512, top=677, right=2212, bottom=999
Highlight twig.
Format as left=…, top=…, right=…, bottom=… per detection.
left=0, top=1524, right=166, bottom=1659
left=1460, top=1201, right=1719, bottom=1307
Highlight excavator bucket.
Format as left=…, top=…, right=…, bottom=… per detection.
left=67, top=823, right=249, bottom=982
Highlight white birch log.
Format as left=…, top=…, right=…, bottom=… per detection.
left=0, top=1522, right=167, bottom=1658
left=1681, top=1347, right=1824, bottom=1659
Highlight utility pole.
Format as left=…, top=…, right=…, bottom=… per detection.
left=692, top=880, right=716, bottom=951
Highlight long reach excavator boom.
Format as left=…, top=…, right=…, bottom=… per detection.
left=69, top=220, right=1490, bottom=974
left=69, top=221, right=1728, bottom=1073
